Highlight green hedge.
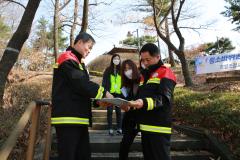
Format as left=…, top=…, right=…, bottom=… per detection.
left=173, top=87, right=240, bottom=158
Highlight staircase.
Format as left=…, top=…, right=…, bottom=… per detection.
left=50, top=109, right=215, bottom=160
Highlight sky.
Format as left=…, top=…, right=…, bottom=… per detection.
left=83, top=0, right=240, bottom=64
left=2, top=0, right=239, bottom=64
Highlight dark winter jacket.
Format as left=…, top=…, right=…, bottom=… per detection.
left=137, top=60, right=176, bottom=134
left=51, top=46, right=106, bottom=126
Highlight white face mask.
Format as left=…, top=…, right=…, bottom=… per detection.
left=124, top=69, right=133, bottom=79
left=113, top=59, right=120, bottom=65
left=141, top=63, right=146, bottom=69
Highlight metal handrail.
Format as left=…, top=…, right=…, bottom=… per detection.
left=0, top=100, right=51, bottom=160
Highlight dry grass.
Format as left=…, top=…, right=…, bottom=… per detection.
left=87, top=53, right=140, bottom=73
left=1, top=74, right=52, bottom=159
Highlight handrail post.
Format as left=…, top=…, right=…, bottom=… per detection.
left=26, top=103, right=41, bottom=160
left=43, top=106, right=52, bottom=160
left=0, top=101, right=36, bottom=160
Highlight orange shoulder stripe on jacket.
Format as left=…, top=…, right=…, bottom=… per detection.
left=155, top=66, right=176, bottom=82
left=57, top=51, right=80, bottom=65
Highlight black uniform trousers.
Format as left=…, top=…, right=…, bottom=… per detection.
left=55, top=125, right=90, bottom=160
left=119, top=111, right=138, bottom=160
left=141, top=132, right=171, bottom=160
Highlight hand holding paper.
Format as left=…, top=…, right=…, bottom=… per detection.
left=119, top=99, right=144, bottom=111
left=120, top=104, right=130, bottom=112
left=97, top=91, right=114, bottom=107
left=96, top=101, right=112, bottom=107
left=105, top=91, right=114, bottom=99
left=128, top=99, right=144, bottom=109
left=94, top=98, right=130, bottom=107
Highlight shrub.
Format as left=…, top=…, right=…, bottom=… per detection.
left=173, top=87, right=240, bottom=158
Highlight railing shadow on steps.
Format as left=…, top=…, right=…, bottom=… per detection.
left=0, top=100, right=52, bottom=160
left=173, top=125, right=236, bottom=160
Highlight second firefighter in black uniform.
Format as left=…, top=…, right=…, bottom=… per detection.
left=126, top=43, right=176, bottom=160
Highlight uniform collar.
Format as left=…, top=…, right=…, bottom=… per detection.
left=140, top=60, right=163, bottom=82
left=141, top=60, right=163, bottom=73
left=66, top=46, right=82, bottom=62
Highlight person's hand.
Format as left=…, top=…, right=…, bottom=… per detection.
left=128, top=99, right=143, bottom=109
left=96, top=101, right=112, bottom=107
left=105, top=91, right=114, bottom=98
left=120, top=104, right=130, bottom=112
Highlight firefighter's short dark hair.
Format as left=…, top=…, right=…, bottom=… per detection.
left=139, top=43, right=160, bottom=57
left=74, top=32, right=96, bottom=45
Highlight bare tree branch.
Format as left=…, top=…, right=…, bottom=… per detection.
left=60, top=21, right=82, bottom=28
left=159, top=3, right=171, bottom=27
left=59, top=0, right=71, bottom=11
left=121, top=20, right=143, bottom=24
left=153, top=0, right=177, bottom=52
left=89, top=1, right=112, bottom=6
left=176, top=0, right=185, bottom=22
left=171, top=0, right=184, bottom=51
left=2, top=0, right=26, bottom=9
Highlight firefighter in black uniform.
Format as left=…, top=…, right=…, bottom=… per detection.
left=127, top=43, right=176, bottom=160
left=51, top=32, right=113, bottom=160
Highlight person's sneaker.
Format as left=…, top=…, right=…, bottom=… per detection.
left=116, top=129, right=122, bottom=135
left=109, top=129, right=114, bottom=136
left=137, top=132, right=141, bottom=136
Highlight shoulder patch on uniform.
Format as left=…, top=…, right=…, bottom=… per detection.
left=152, top=72, right=159, bottom=78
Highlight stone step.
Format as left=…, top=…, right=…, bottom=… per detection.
left=91, top=151, right=214, bottom=160
left=92, top=110, right=121, bottom=117
left=92, top=116, right=116, bottom=123
left=50, top=150, right=213, bottom=160
left=51, top=130, right=207, bottom=153
left=91, top=122, right=117, bottom=130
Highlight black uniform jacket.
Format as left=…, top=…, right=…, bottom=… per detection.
left=137, top=61, right=176, bottom=134
left=51, top=46, right=106, bottom=126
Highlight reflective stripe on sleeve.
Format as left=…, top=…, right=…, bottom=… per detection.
left=147, top=78, right=160, bottom=84
left=79, top=64, right=84, bottom=70
left=140, top=124, right=171, bottom=134
left=95, top=86, right=104, bottom=99
left=146, top=98, right=154, bottom=110
left=51, top=117, right=89, bottom=125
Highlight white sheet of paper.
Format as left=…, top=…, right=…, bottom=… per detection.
left=121, top=87, right=129, bottom=98
left=95, top=98, right=130, bottom=106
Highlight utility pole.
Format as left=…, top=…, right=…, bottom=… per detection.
left=217, top=36, right=219, bottom=53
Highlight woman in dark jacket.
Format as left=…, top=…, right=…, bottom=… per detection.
left=102, top=54, right=123, bottom=135
left=119, top=59, right=140, bottom=160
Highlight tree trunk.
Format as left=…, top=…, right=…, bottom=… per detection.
left=0, top=0, right=41, bottom=106
left=80, top=0, right=89, bottom=33
left=54, top=0, right=59, bottom=61
left=177, top=51, right=193, bottom=86
left=70, top=0, right=78, bottom=46
left=165, top=18, right=175, bottom=67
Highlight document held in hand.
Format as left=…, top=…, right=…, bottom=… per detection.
left=95, top=98, right=130, bottom=107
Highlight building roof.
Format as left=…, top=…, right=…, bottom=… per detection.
left=105, top=46, right=138, bottom=55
